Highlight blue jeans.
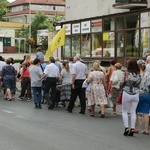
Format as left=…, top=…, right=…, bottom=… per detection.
left=32, top=87, right=42, bottom=105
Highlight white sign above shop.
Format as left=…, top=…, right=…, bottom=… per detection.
left=72, top=23, right=80, bottom=34
left=91, top=19, right=102, bottom=33
left=63, top=24, right=71, bottom=35
left=81, top=21, right=90, bottom=34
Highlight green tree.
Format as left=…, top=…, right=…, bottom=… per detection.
left=30, top=12, right=65, bottom=51
left=0, top=0, right=8, bottom=21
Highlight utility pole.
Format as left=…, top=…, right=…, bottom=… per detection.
left=29, top=0, right=31, bottom=55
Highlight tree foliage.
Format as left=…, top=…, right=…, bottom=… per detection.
left=30, top=12, right=65, bottom=50
left=0, top=0, right=8, bottom=21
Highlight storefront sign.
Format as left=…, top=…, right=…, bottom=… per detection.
left=91, top=19, right=102, bottom=32
left=81, top=21, right=90, bottom=34
left=103, top=33, right=109, bottom=41
left=141, top=12, right=150, bottom=28
left=63, top=24, right=71, bottom=35
left=72, top=23, right=80, bottom=34
left=103, top=32, right=114, bottom=41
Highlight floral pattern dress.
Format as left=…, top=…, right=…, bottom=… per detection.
left=2, top=65, right=16, bottom=94
left=88, top=71, right=107, bottom=105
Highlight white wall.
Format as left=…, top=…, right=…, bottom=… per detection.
left=0, top=29, right=15, bottom=46
left=66, top=0, right=147, bottom=21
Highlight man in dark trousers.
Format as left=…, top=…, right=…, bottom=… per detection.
left=66, top=55, right=88, bottom=114
left=39, top=57, right=59, bottom=109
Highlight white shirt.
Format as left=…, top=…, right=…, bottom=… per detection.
left=110, top=69, right=124, bottom=89
left=44, top=63, right=59, bottom=77
left=69, top=62, right=74, bottom=74
left=0, top=61, right=6, bottom=71
left=146, top=63, right=150, bottom=73
left=72, top=61, right=88, bottom=80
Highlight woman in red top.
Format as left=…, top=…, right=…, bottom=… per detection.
left=19, top=62, right=32, bottom=101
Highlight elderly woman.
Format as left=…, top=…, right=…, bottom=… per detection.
left=109, top=63, right=124, bottom=116
left=86, top=62, right=107, bottom=117
left=135, top=59, right=150, bottom=135
left=1, top=58, right=16, bottom=101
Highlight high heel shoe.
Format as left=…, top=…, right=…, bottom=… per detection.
left=128, top=128, right=134, bottom=136
left=124, top=128, right=129, bottom=136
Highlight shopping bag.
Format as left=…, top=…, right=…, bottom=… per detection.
left=105, top=94, right=113, bottom=108
left=117, top=92, right=123, bottom=104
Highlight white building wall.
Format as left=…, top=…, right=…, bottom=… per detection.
left=0, top=29, right=15, bottom=46
left=66, top=0, right=149, bottom=21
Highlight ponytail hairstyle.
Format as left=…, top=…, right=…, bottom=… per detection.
left=62, top=61, right=70, bottom=72
left=22, top=62, right=29, bottom=71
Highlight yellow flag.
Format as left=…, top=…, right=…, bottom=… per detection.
left=45, top=26, right=66, bottom=60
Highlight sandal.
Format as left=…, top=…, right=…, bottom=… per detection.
left=90, top=113, right=95, bottom=117
left=111, top=112, right=117, bottom=116
left=142, top=131, right=149, bottom=135
left=124, top=128, right=130, bottom=136
left=128, top=128, right=135, bottom=136
left=134, top=129, right=139, bottom=133
left=100, top=113, right=105, bottom=118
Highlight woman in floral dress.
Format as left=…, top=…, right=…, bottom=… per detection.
left=1, top=58, right=16, bottom=101
left=87, top=62, right=107, bottom=117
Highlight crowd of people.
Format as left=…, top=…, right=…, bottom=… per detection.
left=0, top=48, right=150, bottom=137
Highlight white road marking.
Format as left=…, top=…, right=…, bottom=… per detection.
left=1, top=110, right=14, bottom=114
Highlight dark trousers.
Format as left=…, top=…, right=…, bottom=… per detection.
left=44, top=77, right=57, bottom=106
left=67, top=79, right=86, bottom=113
left=20, top=77, right=32, bottom=98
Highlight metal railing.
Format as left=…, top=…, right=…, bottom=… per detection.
left=116, top=0, right=147, bottom=3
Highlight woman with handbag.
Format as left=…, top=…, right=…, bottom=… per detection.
left=122, top=59, right=141, bottom=136
left=86, top=62, right=107, bottom=117
left=135, top=59, right=150, bottom=135
left=109, top=63, right=124, bottom=116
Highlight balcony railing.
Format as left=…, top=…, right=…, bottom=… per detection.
left=113, top=0, right=147, bottom=10
left=116, top=0, right=147, bottom=2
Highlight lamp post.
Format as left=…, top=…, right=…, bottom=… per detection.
left=29, top=0, right=31, bottom=55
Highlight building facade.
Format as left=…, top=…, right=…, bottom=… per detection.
left=3, top=0, right=65, bottom=23
left=62, top=0, right=150, bottom=66
left=0, top=22, right=28, bottom=53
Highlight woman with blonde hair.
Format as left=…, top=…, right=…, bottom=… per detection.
left=86, top=62, right=107, bottom=117
left=59, top=61, right=72, bottom=108
left=109, top=63, right=124, bottom=116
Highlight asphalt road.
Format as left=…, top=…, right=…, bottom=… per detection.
left=0, top=92, right=150, bottom=150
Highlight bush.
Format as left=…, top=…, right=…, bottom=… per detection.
left=14, top=59, right=21, bottom=63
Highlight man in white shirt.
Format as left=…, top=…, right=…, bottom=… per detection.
left=68, top=57, right=74, bottom=74
left=67, top=56, right=88, bottom=114
left=39, top=57, right=59, bottom=110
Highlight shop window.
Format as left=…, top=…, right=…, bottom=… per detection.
left=116, top=32, right=124, bottom=57
left=103, top=18, right=114, bottom=31
left=81, top=34, right=90, bottom=57
left=125, top=30, right=139, bottom=57
left=126, top=14, right=139, bottom=29
left=103, top=32, right=114, bottom=57
left=63, top=35, right=71, bottom=57
left=72, top=35, right=80, bottom=56
left=116, top=17, right=124, bottom=30
left=91, top=33, right=102, bottom=57
left=140, top=29, right=150, bottom=57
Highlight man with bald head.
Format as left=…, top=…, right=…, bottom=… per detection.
left=66, top=55, right=88, bottom=114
